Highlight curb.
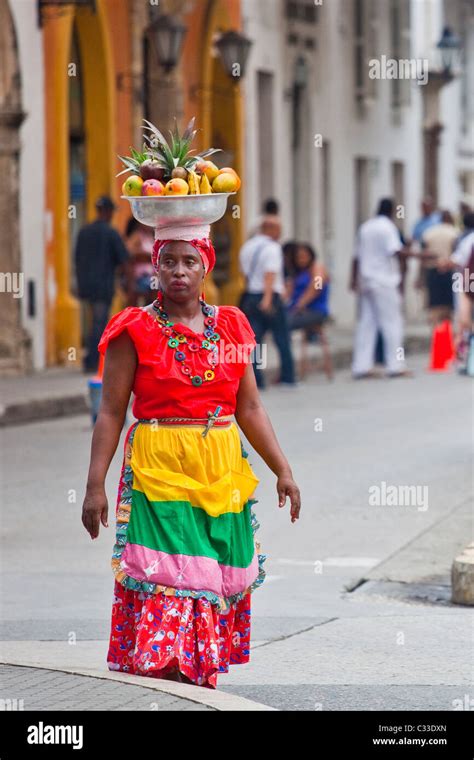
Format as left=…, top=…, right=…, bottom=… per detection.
left=0, top=394, right=89, bottom=428
left=345, top=497, right=472, bottom=597
left=0, top=647, right=275, bottom=712
left=0, top=335, right=431, bottom=428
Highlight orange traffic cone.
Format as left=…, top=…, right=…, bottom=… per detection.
left=429, top=319, right=455, bottom=372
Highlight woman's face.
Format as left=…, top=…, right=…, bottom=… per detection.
left=295, top=246, right=312, bottom=269
left=157, top=241, right=205, bottom=300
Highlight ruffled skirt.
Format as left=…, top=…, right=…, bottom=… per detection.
left=106, top=419, right=266, bottom=688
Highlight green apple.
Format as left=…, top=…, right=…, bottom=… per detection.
left=122, top=175, right=143, bottom=196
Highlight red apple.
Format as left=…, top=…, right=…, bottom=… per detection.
left=142, top=179, right=165, bottom=196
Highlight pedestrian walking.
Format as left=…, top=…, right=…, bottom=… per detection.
left=262, top=198, right=279, bottom=215
left=412, top=197, right=442, bottom=298
left=439, top=212, right=474, bottom=363
left=74, top=196, right=130, bottom=372
left=123, top=217, right=155, bottom=307
left=81, top=230, right=301, bottom=688
left=421, top=210, right=458, bottom=326
left=412, top=197, right=442, bottom=244
left=352, top=198, right=411, bottom=378
left=247, top=198, right=281, bottom=238
left=239, top=215, right=296, bottom=389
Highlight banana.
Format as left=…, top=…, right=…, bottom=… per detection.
left=187, top=170, right=201, bottom=195
left=200, top=173, right=212, bottom=194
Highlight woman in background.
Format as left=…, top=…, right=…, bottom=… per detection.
left=286, top=243, right=333, bottom=380
left=124, top=217, right=155, bottom=307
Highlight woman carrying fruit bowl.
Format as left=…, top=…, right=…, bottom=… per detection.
left=81, top=118, right=301, bottom=689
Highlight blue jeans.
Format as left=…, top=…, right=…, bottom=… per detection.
left=240, top=292, right=295, bottom=388
left=83, top=300, right=111, bottom=371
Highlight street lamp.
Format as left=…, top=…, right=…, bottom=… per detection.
left=147, top=14, right=187, bottom=74
left=436, top=26, right=461, bottom=75
left=214, top=30, right=253, bottom=81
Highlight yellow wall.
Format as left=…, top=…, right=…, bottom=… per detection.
left=43, top=7, right=77, bottom=366
left=43, top=0, right=244, bottom=364
left=43, top=0, right=133, bottom=365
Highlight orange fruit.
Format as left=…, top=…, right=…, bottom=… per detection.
left=203, top=162, right=219, bottom=181
left=165, top=178, right=189, bottom=195
left=218, top=168, right=241, bottom=190
left=212, top=173, right=239, bottom=193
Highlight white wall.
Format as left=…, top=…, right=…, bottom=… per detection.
left=10, top=0, right=45, bottom=370
left=242, top=0, right=425, bottom=325
left=412, top=0, right=474, bottom=210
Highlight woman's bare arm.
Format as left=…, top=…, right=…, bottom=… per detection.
left=295, top=262, right=327, bottom=309
left=235, top=363, right=301, bottom=522
left=82, top=332, right=137, bottom=539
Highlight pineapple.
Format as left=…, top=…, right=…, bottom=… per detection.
left=141, top=116, right=221, bottom=183
left=116, top=145, right=165, bottom=181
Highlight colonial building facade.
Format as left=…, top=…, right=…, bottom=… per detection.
left=1, top=0, right=473, bottom=371
left=241, top=0, right=474, bottom=324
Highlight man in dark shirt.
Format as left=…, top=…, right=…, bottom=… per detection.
left=75, top=195, right=129, bottom=372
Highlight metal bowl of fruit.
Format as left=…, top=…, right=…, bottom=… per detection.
left=117, top=117, right=241, bottom=229
left=121, top=192, right=237, bottom=229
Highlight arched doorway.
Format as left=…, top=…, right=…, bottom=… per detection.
left=0, top=0, right=30, bottom=373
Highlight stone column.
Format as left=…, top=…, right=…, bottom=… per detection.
left=0, top=0, right=31, bottom=374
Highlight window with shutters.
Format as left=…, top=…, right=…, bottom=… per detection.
left=354, top=0, right=378, bottom=110
left=285, top=0, right=319, bottom=24
left=390, top=0, right=411, bottom=111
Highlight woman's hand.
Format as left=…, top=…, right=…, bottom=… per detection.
left=277, top=472, right=301, bottom=523
left=82, top=485, right=109, bottom=540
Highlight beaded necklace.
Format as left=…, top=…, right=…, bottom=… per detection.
left=151, top=289, right=220, bottom=386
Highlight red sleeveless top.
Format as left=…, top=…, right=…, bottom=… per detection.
left=97, top=305, right=256, bottom=419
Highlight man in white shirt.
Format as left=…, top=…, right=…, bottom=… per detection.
left=352, top=198, right=410, bottom=378
left=239, top=215, right=296, bottom=389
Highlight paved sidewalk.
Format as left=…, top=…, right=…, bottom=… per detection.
left=0, top=323, right=430, bottom=426
left=0, top=642, right=275, bottom=712
left=0, top=665, right=214, bottom=711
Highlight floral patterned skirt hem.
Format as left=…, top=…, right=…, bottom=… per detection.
left=107, top=579, right=251, bottom=689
